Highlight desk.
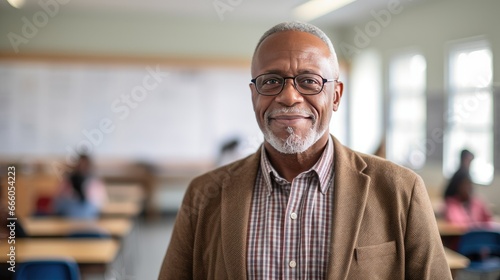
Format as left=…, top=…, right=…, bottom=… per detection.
left=0, top=238, right=120, bottom=276
left=445, top=247, right=469, bottom=269
left=106, top=183, right=145, bottom=203
left=438, top=219, right=500, bottom=236
left=101, top=201, right=141, bottom=217
left=23, top=217, right=133, bottom=239
left=437, top=219, right=468, bottom=236
left=437, top=219, right=500, bottom=251
left=445, top=247, right=470, bottom=279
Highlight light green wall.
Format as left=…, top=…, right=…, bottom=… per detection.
left=2, top=0, right=498, bottom=74
left=331, top=0, right=500, bottom=92
left=0, top=8, right=273, bottom=60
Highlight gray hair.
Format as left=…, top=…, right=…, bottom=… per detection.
left=253, top=21, right=339, bottom=78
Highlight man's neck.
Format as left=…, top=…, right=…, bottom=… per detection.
left=264, top=135, right=329, bottom=182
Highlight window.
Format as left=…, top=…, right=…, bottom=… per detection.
left=349, top=49, right=383, bottom=154
left=387, top=52, right=427, bottom=169
left=444, top=39, right=494, bottom=185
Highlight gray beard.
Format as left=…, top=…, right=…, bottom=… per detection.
left=263, top=108, right=326, bottom=154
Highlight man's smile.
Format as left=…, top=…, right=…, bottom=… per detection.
left=269, top=114, right=313, bottom=127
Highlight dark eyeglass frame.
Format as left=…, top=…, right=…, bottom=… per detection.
left=250, top=73, right=337, bottom=96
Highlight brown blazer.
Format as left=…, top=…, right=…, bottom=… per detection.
left=159, top=136, right=452, bottom=279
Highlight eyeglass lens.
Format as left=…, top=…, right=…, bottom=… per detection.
left=255, top=73, right=325, bottom=95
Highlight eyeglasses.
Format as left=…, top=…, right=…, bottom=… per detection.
left=251, top=73, right=336, bottom=96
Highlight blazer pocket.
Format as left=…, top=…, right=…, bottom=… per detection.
left=355, top=241, right=396, bottom=261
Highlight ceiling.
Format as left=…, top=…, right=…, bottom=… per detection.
left=2, top=0, right=425, bottom=27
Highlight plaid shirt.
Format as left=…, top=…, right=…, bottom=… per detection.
left=247, top=139, right=335, bottom=279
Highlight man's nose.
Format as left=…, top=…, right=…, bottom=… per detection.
left=275, top=79, right=303, bottom=106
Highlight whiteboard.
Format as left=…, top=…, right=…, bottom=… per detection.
left=0, top=61, right=262, bottom=162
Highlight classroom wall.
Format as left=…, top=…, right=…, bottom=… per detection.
left=328, top=0, right=500, bottom=213
left=330, top=0, right=500, bottom=90
left=0, top=61, right=262, bottom=164
left=0, top=7, right=271, bottom=59
left=0, top=7, right=275, bottom=166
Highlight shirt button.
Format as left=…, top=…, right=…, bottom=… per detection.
left=289, top=260, right=297, bottom=268
left=290, top=212, right=298, bottom=220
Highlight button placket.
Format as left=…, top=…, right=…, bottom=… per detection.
left=283, top=176, right=309, bottom=278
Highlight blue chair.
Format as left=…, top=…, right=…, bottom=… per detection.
left=457, top=229, right=500, bottom=280
left=14, top=259, right=80, bottom=280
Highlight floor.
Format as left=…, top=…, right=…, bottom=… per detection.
left=87, top=214, right=176, bottom=280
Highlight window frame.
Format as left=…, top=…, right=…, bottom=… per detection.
left=444, top=37, right=494, bottom=185
left=386, top=49, right=427, bottom=169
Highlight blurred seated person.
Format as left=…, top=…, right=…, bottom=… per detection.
left=443, top=170, right=492, bottom=228
left=54, top=154, right=107, bottom=219
left=443, top=149, right=474, bottom=199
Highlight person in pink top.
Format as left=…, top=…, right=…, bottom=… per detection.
left=444, top=170, right=493, bottom=228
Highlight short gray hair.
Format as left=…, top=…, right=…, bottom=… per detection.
left=253, top=21, right=339, bottom=78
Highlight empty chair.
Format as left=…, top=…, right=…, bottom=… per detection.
left=457, top=229, right=500, bottom=280
left=14, top=259, right=80, bottom=280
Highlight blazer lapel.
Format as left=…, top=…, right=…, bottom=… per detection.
left=327, top=137, right=371, bottom=280
left=220, top=151, right=260, bottom=280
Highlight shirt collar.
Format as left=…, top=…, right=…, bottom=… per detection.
left=260, top=137, right=335, bottom=195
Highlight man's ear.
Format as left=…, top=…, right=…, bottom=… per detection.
left=250, top=83, right=257, bottom=112
left=332, top=81, right=343, bottom=112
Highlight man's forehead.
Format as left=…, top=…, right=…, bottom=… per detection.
left=252, top=31, right=331, bottom=74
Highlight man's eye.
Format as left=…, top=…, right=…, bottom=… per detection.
left=301, top=78, right=319, bottom=84
left=263, top=79, right=281, bottom=85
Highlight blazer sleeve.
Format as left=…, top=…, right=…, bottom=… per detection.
left=158, top=186, right=195, bottom=280
left=404, top=176, right=453, bottom=280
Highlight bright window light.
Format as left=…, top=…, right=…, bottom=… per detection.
left=387, top=52, right=427, bottom=169
left=444, top=40, right=493, bottom=185
left=349, top=49, right=382, bottom=154
left=7, top=0, right=25, bottom=9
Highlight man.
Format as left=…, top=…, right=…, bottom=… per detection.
left=159, top=22, right=452, bottom=279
